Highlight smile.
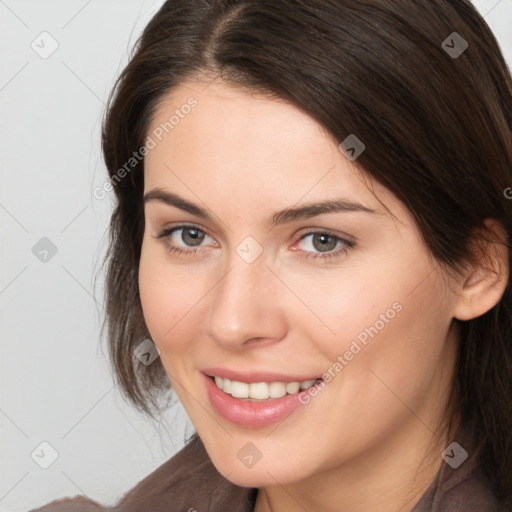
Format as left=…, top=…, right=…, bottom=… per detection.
left=214, top=376, right=319, bottom=400
left=203, top=372, right=324, bottom=427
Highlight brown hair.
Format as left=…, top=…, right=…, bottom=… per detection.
left=99, top=0, right=512, bottom=502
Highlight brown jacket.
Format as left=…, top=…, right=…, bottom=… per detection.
left=29, top=432, right=510, bottom=512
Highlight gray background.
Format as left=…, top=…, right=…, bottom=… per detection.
left=1, top=1, right=511, bottom=511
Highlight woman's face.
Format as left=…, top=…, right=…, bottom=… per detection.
left=139, top=79, right=460, bottom=487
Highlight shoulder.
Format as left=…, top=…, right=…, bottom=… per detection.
left=28, top=495, right=112, bottom=511
left=412, top=430, right=512, bottom=512
left=436, top=463, right=512, bottom=512
left=29, top=435, right=256, bottom=512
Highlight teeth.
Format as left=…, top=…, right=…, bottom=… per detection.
left=213, top=377, right=319, bottom=400
left=231, top=381, right=249, bottom=398
left=300, top=379, right=317, bottom=390
left=285, top=381, right=300, bottom=394
left=249, top=382, right=269, bottom=400
left=214, top=376, right=223, bottom=390
left=269, top=382, right=287, bottom=398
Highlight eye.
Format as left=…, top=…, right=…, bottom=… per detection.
left=155, top=225, right=214, bottom=256
left=295, top=230, right=355, bottom=261
left=155, top=225, right=355, bottom=261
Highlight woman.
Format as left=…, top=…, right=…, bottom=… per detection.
left=32, top=0, right=512, bottom=510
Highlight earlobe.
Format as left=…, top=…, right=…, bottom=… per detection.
left=453, top=219, right=509, bottom=322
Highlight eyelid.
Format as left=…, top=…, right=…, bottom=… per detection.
left=155, top=222, right=216, bottom=242
left=295, top=226, right=356, bottom=243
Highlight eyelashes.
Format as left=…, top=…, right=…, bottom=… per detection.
left=155, top=224, right=355, bottom=262
left=297, top=231, right=354, bottom=261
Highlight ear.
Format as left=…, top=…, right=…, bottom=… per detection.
left=453, top=218, right=509, bottom=321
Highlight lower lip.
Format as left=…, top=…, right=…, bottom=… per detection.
left=203, top=374, right=310, bottom=428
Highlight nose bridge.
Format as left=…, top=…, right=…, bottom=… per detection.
left=205, top=243, right=287, bottom=348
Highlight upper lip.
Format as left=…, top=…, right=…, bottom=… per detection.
left=202, top=367, right=321, bottom=383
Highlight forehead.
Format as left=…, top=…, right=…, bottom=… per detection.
left=143, top=79, right=400, bottom=222
left=145, top=78, right=333, bottom=158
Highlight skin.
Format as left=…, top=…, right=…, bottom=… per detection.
left=138, top=78, right=508, bottom=512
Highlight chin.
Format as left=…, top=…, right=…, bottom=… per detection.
left=221, top=465, right=301, bottom=488
left=206, top=445, right=312, bottom=488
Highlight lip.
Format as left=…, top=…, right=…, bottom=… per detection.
left=201, top=367, right=320, bottom=384
left=203, top=373, right=314, bottom=427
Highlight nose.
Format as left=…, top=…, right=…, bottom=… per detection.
left=204, top=251, right=288, bottom=350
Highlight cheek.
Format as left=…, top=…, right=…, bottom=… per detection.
left=286, top=261, right=407, bottom=358
left=138, top=242, right=202, bottom=353
left=302, top=254, right=453, bottom=386
left=335, top=275, right=454, bottom=416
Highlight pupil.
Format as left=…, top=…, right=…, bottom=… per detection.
left=184, top=228, right=204, bottom=246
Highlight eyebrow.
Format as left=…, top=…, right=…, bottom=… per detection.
left=143, top=188, right=380, bottom=226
